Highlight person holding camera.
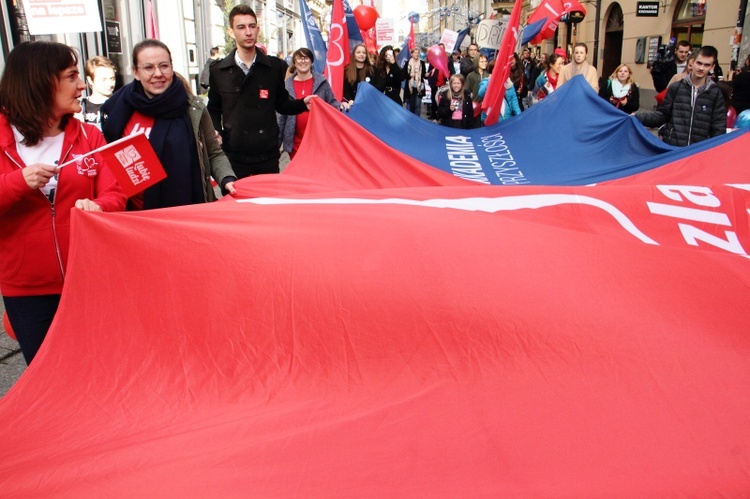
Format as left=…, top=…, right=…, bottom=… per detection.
left=436, top=74, right=473, bottom=129
left=373, top=45, right=406, bottom=105
left=651, top=40, right=691, bottom=92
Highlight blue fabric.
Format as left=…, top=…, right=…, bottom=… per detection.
left=347, top=75, right=740, bottom=185
left=300, top=0, right=327, bottom=74
left=521, top=18, right=547, bottom=45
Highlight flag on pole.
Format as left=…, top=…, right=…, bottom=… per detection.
left=481, top=0, right=522, bottom=126
left=299, top=0, right=328, bottom=74
left=408, top=22, right=416, bottom=52
left=343, top=0, right=364, bottom=48
left=521, top=0, right=565, bottom=45
left=59, top=131, right=166, bottom=197
left=324, top=0, right=350, bottom=100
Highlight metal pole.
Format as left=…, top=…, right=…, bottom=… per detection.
left=593, top=0, right=602, bottom=68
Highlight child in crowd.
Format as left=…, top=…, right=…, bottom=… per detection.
left=437, top=74, right=473, bottom=129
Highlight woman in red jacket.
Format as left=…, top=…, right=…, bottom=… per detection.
left=0, top=41, right=127, bottom=364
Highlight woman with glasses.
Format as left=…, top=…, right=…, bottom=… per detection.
left=101, top=39, right=236, bottom=210
left=278, top=48, right=347, bottom=159
left=0, top=41, right=127, bottom=364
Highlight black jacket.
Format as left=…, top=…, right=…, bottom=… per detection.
left=598, top=79, right=641, bottom=115
left=207, top=49, right=307, bottom=163
left=637, top=77, right=726, bottom=146
left=371, top=64, right=406, bottom=105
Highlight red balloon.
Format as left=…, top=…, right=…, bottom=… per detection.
left=427, top=45, right=450, bottom=79
left=472, top=101, right=482, bottom=118
left=353, top=5, right=379, bottom=31
left=727, top=106, right=737, bottom=128
left=3, top=311, right=15, bottom=341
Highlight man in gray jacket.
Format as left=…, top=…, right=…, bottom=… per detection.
left=636, top=46, right=726, bottom=146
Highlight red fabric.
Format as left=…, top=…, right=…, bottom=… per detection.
left=408, top=22, right=415, bottom=52
left=526, top=0, right=565, bottom=45
left=481, top=0, right=522, bottom=125
left=655, top=87, right=668, bottom=105
left=0, top=115, right=126, bottom=297
left=324, top=0, right=349, bottom=101
left=1, top=101, right=750, bottom=494
left=292, top=79, right=313, bottom=153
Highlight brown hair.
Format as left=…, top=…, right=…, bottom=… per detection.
left=376, top=45, right=395, bottom=76
left=345, top=44, right=374, bottom=85
left=229, top=4, right=257, bottom=28
left=85, top=55, right=116, bottom=82
left=0, top=41, right=78, bottom=146
left=132, top=39, right=172, bottom=70
left=608, top=64, right=634, bottom=85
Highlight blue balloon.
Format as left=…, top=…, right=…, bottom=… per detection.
left=735, top=109, right=750, bottom=130
left=408, top=11, right=419, bottom=24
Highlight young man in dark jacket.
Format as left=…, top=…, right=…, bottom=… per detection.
left=207, top=5, right=315, bottom=178
left=636, top=46, right=726, bottom=147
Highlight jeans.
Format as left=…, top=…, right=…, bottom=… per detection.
left=407, top=91, right=421, bottom=116
left=3, top=294, right=61, bottom=364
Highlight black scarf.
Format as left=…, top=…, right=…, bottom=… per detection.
left=101, top=79, right=202, bottom=209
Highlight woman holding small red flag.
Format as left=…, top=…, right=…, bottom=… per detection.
left=0, top=41, right=127, bottom=364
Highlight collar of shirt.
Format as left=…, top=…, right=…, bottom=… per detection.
left=234, top=51, right=257, bottom=75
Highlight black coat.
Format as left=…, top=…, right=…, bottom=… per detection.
left=372, top=64, right=406, bottom=105
left=207, top=49, right=306, bottom=163
left=598, top=79, right=641, bottom=114
left=637, top=78, right=726, bottom=146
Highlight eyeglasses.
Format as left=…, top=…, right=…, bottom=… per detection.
left=137, top=62, right=173, bottom=76
left=294, top=56, right=311, bottom=62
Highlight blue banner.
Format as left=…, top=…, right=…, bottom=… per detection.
left=343, top=0, right=364, bottom=50
left=346, top=75, right=740, bottom=186
left=299, top=0, right=328, bottom=74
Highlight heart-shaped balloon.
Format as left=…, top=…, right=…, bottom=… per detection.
left=353, top=5, right=379, bottom=31
left=426, top=45, right=450, bottom=79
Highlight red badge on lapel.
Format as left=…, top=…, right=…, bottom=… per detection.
left=259, top=89, right=269, bottom=99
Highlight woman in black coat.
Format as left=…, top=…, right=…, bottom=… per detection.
left=372, top=45, right=406, bottom=105
left=598, top=63, right=640, bottom=114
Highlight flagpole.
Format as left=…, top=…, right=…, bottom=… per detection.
left=593, top=0, right=601, bottom=68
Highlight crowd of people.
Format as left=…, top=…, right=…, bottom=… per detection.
left=0, top=0, right=747, bottom=366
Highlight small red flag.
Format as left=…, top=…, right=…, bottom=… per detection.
left=59, top=131, right=166, bottom=198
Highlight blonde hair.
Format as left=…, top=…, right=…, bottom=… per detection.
left=609, top=64, right=634, bottom=85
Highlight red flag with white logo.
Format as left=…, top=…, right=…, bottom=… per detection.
left=324, top=0, right=350, bottom=101
left=59, top=131, right=166, bottom=198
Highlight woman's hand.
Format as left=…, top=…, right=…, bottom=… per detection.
left=74, top=199, right=103, bottom=212
left=23, top=163, right=58, bottom=190
left=340, top=101, right=351, bottom=111
left=302, top=94, right=319, bottom=109
left=224, top=181, right=237, bottom=195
